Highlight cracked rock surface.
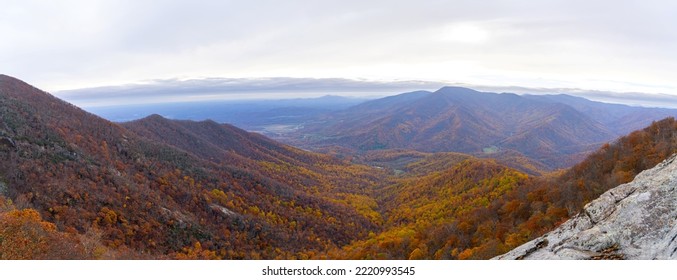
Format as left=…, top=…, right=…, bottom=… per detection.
left=494, top=154, right=677, bottom=260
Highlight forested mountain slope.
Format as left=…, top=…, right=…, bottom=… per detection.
left=330, top=117, right=677, bottom=259
left=0, top=74, right=385, bottom=259
left=3, top=74, right=676, bottom=260
left=295, top=87, right=677, bottom=170
left=496, top=154, right=677, bottom=260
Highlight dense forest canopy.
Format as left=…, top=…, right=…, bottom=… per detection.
left=2, top=75, right=676, bottom=259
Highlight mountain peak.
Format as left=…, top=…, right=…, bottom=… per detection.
left=130, top=114, right=172, bottom=125
left=0, top=74, right=35, bottom=87
left=433, top=86, right=480, bottom=95
left=0, top=74, right=69, bottom=109
left=303, top=85, right=630, bottom=169
left=0, top=74, right=16, bottom=81
left=145, top=113, right=166, bottom=120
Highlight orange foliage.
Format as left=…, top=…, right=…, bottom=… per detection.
left=0, top=206, right=89, bottom=259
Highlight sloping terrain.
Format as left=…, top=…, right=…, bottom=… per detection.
left=524, top=93, right=677, bottom=135
left=295, top=87, right=677, bottom=170
left=330, top=118, right=677, bottom=259
left=3, top=74, right=677, bottom=260
left=495, top=154, right=677, bottom=260
left=0, top=74, right=384, bottom=259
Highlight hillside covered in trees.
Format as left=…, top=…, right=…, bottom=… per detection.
left=2, top=74, right=676, bottom=259
left=331, top=117, right=677, bottom=259
left=0, top=75, right=385, bottom=259
left=290, top=87, right=677, bottom=170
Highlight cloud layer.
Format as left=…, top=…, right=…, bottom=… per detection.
left=3, top=0, right=677, bottom=104
left=55, top=77, right=446, bottom=106
left=55, top=77, right=677, bottom=109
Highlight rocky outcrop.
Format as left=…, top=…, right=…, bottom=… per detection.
left=494, top=154, right=677, bottom=260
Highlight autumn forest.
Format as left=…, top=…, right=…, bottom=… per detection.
left=1, top=74, right=676, bottom=259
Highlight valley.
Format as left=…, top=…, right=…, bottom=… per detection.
left=89, top=86, right=677, bottom=174
left=2, top=74, right=677, bottom=260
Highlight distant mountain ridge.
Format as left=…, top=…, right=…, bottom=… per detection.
left=123, top=114, right=307, bottom=164
left=294, top=86, right=677, bottom=170
left=522, top=93, right=677, bottom=135
left=4, top=74, right=677, bottom=260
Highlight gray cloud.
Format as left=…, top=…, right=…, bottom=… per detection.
left=466, top=84, right=677, bottom=108
left=3, top=0, right=677, bottom=98
left=55, top=77, right=677, bottom=109
left=55, top=77, right=447, bottom=107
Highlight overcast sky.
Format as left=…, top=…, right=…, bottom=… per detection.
left=2, top=0, right=677, bottom=106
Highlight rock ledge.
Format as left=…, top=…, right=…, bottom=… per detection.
left=494, top=154, right=677, bottom=260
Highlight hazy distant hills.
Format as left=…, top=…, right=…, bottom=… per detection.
left=83, top=84, right=677, bottom=171
left=87, top=95, right=366, bottom=125
left=296, top=87, right=677, bottom=169
left=523, top=94, right=677, bottom=135
left=3, top=74, right=677, bottom=260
